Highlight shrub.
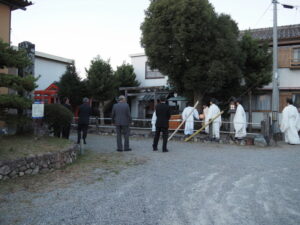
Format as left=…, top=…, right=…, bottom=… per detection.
left=44, top=104, right=73, bottom=137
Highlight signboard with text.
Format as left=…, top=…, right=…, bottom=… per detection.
left=32, top=102, right=44, bottom=119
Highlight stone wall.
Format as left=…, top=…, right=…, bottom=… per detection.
left=0, top=145, right=78, bottom=181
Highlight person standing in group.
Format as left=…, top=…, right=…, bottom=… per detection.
left=280, top=98, right=300, bottom=145
left=112, top=95, right=132, bottom=152
left=233, top=98, right=247, bottom=139
left=77, top=97, right=92, bottom=144
left=151, top=100, right=160, bottom=133
left=153, top=96, right=171, bottom=152
left=182, top=102, right=199, bottom=137
left=207, top=98, right=222, bottom=141
left=202, top=104, right=209, bottom=134
left=62, top=97, right=72, bottom=139
left=151, top=111, right=157, bottom=133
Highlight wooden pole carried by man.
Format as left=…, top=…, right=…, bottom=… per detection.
left=185, top=111, right=224, bottom=142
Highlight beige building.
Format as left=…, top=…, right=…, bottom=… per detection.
left=0, top=0, right=32, bottom=94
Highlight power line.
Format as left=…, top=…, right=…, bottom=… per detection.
left=254, top=3, right=273, bottom=27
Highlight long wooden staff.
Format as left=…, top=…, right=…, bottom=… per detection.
left=184, top=110, right=224, bottom=142
left=168, top=101, right=199, bottom=141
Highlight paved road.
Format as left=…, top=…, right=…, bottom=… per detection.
left=1, top=134, right=300, bottom=225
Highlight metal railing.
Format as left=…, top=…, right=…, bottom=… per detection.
left=72, top=117, right=262, bottom=135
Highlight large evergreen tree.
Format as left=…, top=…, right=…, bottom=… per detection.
left=239, top=32, right=272, bottom=128
left=141, top=0, right=242, bottom=106
left=115, top=63, right=140, bottom=93
left=0, top=39, right=37, bottom=130
left=86, top=56, right=116, bottom=122
left=239, top=32, right=272, bottom=90
left=57, top=64, right=84, bottom=109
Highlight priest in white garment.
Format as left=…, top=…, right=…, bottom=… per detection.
left=207, top=98, right=222, bottom=140
left=151, top=111, right=157, bottom=132
left=202, top=104, right=209, bottom=134
left=182, top=102, right=199, bottom=136
left=233, top=98, right=247, bottom=139
left=280, top=98, right=300, bottom=145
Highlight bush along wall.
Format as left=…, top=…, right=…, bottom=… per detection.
left=0, top=145, right=78, bottom=181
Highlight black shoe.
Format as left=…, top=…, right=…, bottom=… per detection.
left=162, top=149, right=169, bottom=152
left=153, top=145, right=158, bottom=151
left=117, top=149, right=123, bottom=152
left=83, top=140, right=87, bottom=144
left=124, top=148, right=132, bottom=151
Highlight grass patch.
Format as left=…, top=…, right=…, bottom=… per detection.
left=0, top=135, right=73, bottom=160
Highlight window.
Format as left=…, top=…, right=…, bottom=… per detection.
left=243, top=94, right=271, bottom=111
left=291, top=48, right=300, bottom=66
left=145, top=62, right=164, bottom=79
left=292, top=94, right=300, bottom=109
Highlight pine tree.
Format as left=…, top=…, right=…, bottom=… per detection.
left=0, top=39, right=37, bottom=131
left=57, top=64, right=84, bottom=109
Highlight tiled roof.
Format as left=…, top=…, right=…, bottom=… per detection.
left=0, top=0, right=33, bottom=10
left=240, top=24, right=300, bottom=40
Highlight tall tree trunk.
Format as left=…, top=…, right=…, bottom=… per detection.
left=99, top=101, right=105, bottom=125
left=193, top=91, right=203, bottom=112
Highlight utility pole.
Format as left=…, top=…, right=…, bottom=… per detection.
left=271, top=0, right=280, bottom=140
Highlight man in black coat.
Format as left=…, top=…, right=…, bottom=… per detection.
left=153, top=96, right=171, bottom=152
left=77, top=97, right=92, bottom=144
left=112, top=95, right=132, bottom=152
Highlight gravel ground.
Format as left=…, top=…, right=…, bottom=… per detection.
left=1, top=133, right=300, bottom=225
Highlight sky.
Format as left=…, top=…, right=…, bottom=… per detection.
left=11, top=0, right=300, bottom=78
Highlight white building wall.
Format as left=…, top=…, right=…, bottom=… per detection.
left=34, top=57, right=69, bottom=90
left=264, top=68, right=300, bottom=89
left=130, top=54, right=168, bottom=87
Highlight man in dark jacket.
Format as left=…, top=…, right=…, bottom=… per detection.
left=77, top=97, right=92, bottom=144
left=153, top=96, right=171, bottom=152
left=112, top=95, right=132, bottom=152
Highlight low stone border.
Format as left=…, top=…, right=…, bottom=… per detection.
left=0, top=144, right=78, bottom=181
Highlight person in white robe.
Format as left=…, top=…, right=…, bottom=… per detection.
left=280, top=98, right=300, bottom=144
left=207, top=98, right=222, bottom=139
left=233, top=98, right=247, bottom=139
left=151, top=111, right=157, bottom=132
left=203, top=104, right=209, bottom=134
left=182, top=102, right=199, bottom=136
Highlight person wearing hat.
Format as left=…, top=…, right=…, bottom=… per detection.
left=207, top=98, right=222, bottom=141
left=152, top=96, right=171, bottom=152
left=77, top=97, right=92, bottom=144
left=112, top=95, right=132, bottom=151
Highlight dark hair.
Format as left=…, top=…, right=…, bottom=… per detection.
left=234, top=97, right=241, bottom=104
left=210, top=98, right=217, bottom=104
left=187, top=101, right=193, bottom=107
left=286, top=98, right=293, bottom=105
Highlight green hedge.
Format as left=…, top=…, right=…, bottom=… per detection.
left=44, top=104, right=73, bottom=137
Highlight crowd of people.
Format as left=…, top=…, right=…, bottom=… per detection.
left=63, top=95, right=300, bottom=151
